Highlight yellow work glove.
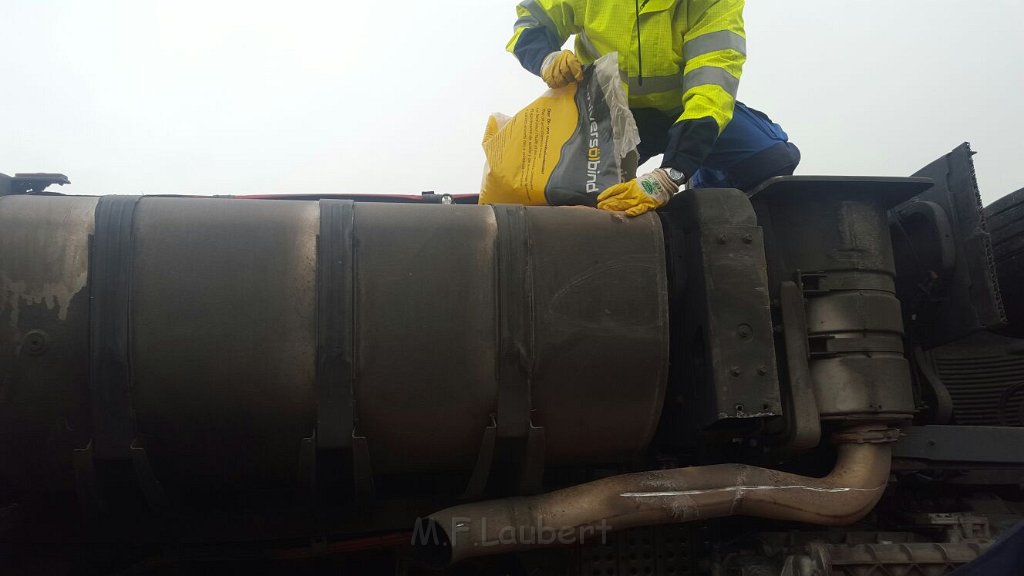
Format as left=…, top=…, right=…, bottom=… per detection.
left=597, top=169, right=678, bottom=217
left=540, top=50, right=583, bottom=89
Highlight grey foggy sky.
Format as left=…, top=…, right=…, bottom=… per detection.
left=2, top=0, right=1022, bottom=204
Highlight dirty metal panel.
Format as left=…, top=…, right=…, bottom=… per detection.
left=0, top=195, right=98, bottom=493
left=750, top=176, right=932, bottom=295
left=662, top=188, right=781, bottom=429
left=894, top=426, right=1024, bottom=464
left=131, top=197, right=319, bottom=495
left=750, top=176, right=921, bottom=423
left=353, top=203, right=499, bottom=474
left=527, top=208, right=670, bottom=464
left=895, top=143, right=1006, bottom=348
left=777, top=281, right=821, bottom=450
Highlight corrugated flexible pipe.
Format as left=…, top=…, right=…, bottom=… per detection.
left=421, top=427, right=895, bottom=565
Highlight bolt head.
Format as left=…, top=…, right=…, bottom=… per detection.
left=23, top=330, right=49, bottom=356
left=737, top=324, right=753, bottom=339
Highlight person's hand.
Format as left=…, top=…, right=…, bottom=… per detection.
left=597, top=169, right=679, bottom=217
left=540, top=50, right=583, bottom=89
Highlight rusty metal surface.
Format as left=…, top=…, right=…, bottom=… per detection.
left=0, top=195, right=98, bottom=493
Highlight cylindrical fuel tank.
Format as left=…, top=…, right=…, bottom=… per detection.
left=0, top=195, right=669, bottom=504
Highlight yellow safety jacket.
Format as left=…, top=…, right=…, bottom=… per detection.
left=508, top=0, right=746, bottom=172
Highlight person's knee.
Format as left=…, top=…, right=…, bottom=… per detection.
left=728, top=142, right=802, bottom=191
left=779, top=142, right=801, bottom=175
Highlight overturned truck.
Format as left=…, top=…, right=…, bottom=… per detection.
left=1, top=144, right=1023, bottom=575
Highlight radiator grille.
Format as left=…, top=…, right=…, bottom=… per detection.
left=934, top=354, right=1024, bottom=426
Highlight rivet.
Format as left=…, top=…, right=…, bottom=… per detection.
left=742, top=234, right=753, bottom=244
left=23, top=330, right=49, bottom=356
left=730, top=367, right=742, bottom=377
left=717, top=234, right=727, bottom=244
left=757, top=365, right=768, bottom=376
left=737, top=324, right=753, bottom=340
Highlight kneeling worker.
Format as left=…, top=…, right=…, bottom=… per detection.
left=507, top=0, right=801, bottom=216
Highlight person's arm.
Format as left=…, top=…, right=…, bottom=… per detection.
left=662, top=0, right=747, bottom=178
left=506, top=1, right=581, bottom=77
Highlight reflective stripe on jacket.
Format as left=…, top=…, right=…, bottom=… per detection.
left=507, top=0, right=746, bottom=136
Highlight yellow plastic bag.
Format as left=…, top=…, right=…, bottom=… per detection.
left=480, top=53, right=640, bottom=207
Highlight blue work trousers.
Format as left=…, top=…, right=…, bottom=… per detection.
left=633, top=102, right=801, bottom=192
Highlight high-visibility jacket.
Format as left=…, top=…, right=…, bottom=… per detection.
left=508, top=0, right=746, bottom=176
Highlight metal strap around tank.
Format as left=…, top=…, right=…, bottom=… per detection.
left=468, top=204, right=545, bottom=495
left=89, top=195, right=140, bottom=463
left=85, top=195, right=165, bottom=512
left=316, top=199, right=374, bottom=500
left=317, top=200, right=356, bottom=451
left=494, top=204, right=534, bottom=441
